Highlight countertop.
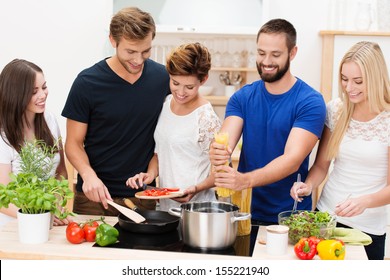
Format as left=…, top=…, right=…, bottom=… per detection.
left=0, top=214, right=367, bottom=260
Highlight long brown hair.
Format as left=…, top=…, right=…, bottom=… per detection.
left=326, top=41, right=390, bottom=159
left=0, top=59, right=54, bottom=152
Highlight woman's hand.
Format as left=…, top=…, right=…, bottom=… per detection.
left=53, top=216, right=73, bottom=226
left=335, top=195, right=366, bottom=217
left=172, top=185, right=197, bottom=203
left=290, top=181, right=312, bottom=202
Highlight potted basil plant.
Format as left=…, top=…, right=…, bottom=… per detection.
left=0, top=139, right=74, bottom=244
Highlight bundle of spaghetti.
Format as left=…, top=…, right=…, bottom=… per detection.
left=216, top=187, right=235, bottom=198
left=214, top=132, right=233, bottom=198
left=231, top=188, right=252, bottom=236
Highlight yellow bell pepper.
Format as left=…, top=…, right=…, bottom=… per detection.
left=317, top=239, right=345, bottom=260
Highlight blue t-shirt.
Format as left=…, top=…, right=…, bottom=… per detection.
left=62, top=59, right=170, bottom=197
left=226, top=78, right=326, bottom=223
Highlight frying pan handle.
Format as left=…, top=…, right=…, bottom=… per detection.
left=231, top=212, right=251, bottom=223
left=168, top=207, right=182, bottom=218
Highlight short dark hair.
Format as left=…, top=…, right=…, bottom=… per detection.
left=166, top=42, right=211, bottom=82
left=257, top=19, right=297, bottom=52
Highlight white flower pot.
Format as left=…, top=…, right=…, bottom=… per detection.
left=17, top=210, right=51, bottom=244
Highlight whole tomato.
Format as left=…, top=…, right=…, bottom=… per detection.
left=83, top=220, right=99, bottom=242
left=308, top=236, right=323, bottom=247
left=66, top=222, right=85, bottom=244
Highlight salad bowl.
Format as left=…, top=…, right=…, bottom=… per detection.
left=278, top=210, right=336, bottom=244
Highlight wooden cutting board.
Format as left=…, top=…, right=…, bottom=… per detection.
left=135, top=190, right=185, bottom=200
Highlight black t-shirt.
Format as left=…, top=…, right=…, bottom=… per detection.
left=62, top=59, right=170, bottom=197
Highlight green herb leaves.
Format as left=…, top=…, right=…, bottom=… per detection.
left=0, top=173, right=74, bottom=218
left=0, top=139, right=74, bottom=218
left=19, top=139, right=58, bottom=181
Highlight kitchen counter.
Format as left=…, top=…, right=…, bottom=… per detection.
left=0, top=215, right=367, bottom=260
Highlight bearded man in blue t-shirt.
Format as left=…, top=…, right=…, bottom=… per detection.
left=210, top=18, right=326, bottom=225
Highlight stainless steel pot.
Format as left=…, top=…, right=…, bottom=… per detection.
left=168, top=201, right=251, bottom=249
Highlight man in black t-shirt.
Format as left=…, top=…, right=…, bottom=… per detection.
left=62, top=7, right=170, bottom=215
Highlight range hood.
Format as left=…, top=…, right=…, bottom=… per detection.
left=114, top=0, right=263, bottom=34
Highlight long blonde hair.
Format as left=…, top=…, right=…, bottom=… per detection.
left=326, top=41, right=390, bottom=160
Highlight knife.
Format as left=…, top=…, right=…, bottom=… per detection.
left=140, top=184, right=169, bottom=191
left=140, top=184, right=160, bottom=191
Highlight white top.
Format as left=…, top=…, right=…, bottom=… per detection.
left=154, top=95, right=221, bottom=211
left=317, top=98, right=390, bottom=235
left=0, top=110, right=62, bottom=226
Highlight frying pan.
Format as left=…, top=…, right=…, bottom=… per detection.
left=118, top=199, right=180, bottom=234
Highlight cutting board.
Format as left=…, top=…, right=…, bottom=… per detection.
left=135, top=190, right=185, bottom=200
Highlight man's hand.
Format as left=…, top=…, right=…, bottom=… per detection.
left=82, top=174, right=112, bottom=209
left=214, top=165, right=250, bottom=191
left=209, top=141, right=232, bottom=166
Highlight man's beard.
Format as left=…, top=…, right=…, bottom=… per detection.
left=257, top=58, right=290, bottom=83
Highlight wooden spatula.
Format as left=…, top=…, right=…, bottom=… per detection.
left=107, top=200, right=145, bottom=224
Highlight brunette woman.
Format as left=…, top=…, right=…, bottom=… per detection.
left=0, top=59, right=69, bottom=226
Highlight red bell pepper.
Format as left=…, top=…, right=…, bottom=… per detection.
left=294, top=237, right=317, bottom=260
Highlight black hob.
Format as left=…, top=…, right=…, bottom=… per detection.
left=94, top=223, right=259, bottom=257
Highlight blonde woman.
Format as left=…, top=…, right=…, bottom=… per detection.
left=291, top=41, right=390, bottom=259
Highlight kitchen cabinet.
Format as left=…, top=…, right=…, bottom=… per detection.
left=204, top=95, right=229, bottom=106
left=65, top=157, right=77, bottom=211
left=153, top=32, right=257, bottom=93
left=210, top=67, right=258, bottom=88
left=204, top=67, right=257, bottom=104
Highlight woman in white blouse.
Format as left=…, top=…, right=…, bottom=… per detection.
left=126, top=43, right=221, bottom=211
left=290, top=41, right=390, bottom=260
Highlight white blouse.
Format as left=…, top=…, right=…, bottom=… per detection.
left=0, top=110, right=62, bottom=226
left=317, top=98, right=390, bottom=235
left=154, top=95, right=221, bottom=211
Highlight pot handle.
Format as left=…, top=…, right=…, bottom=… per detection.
left=168, top=207, right=182, bottom=218
left=231, top=212, right=251, bottom=223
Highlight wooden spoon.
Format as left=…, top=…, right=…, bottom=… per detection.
left=107, top=200, right=145, bottom=224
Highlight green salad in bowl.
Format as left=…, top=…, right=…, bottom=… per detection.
left=278, top=210, right=336, bottom=244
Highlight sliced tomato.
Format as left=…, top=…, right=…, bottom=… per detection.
left=164, top=188, right=180, bottom=192
left=144, top=189, right=170, bottom=196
